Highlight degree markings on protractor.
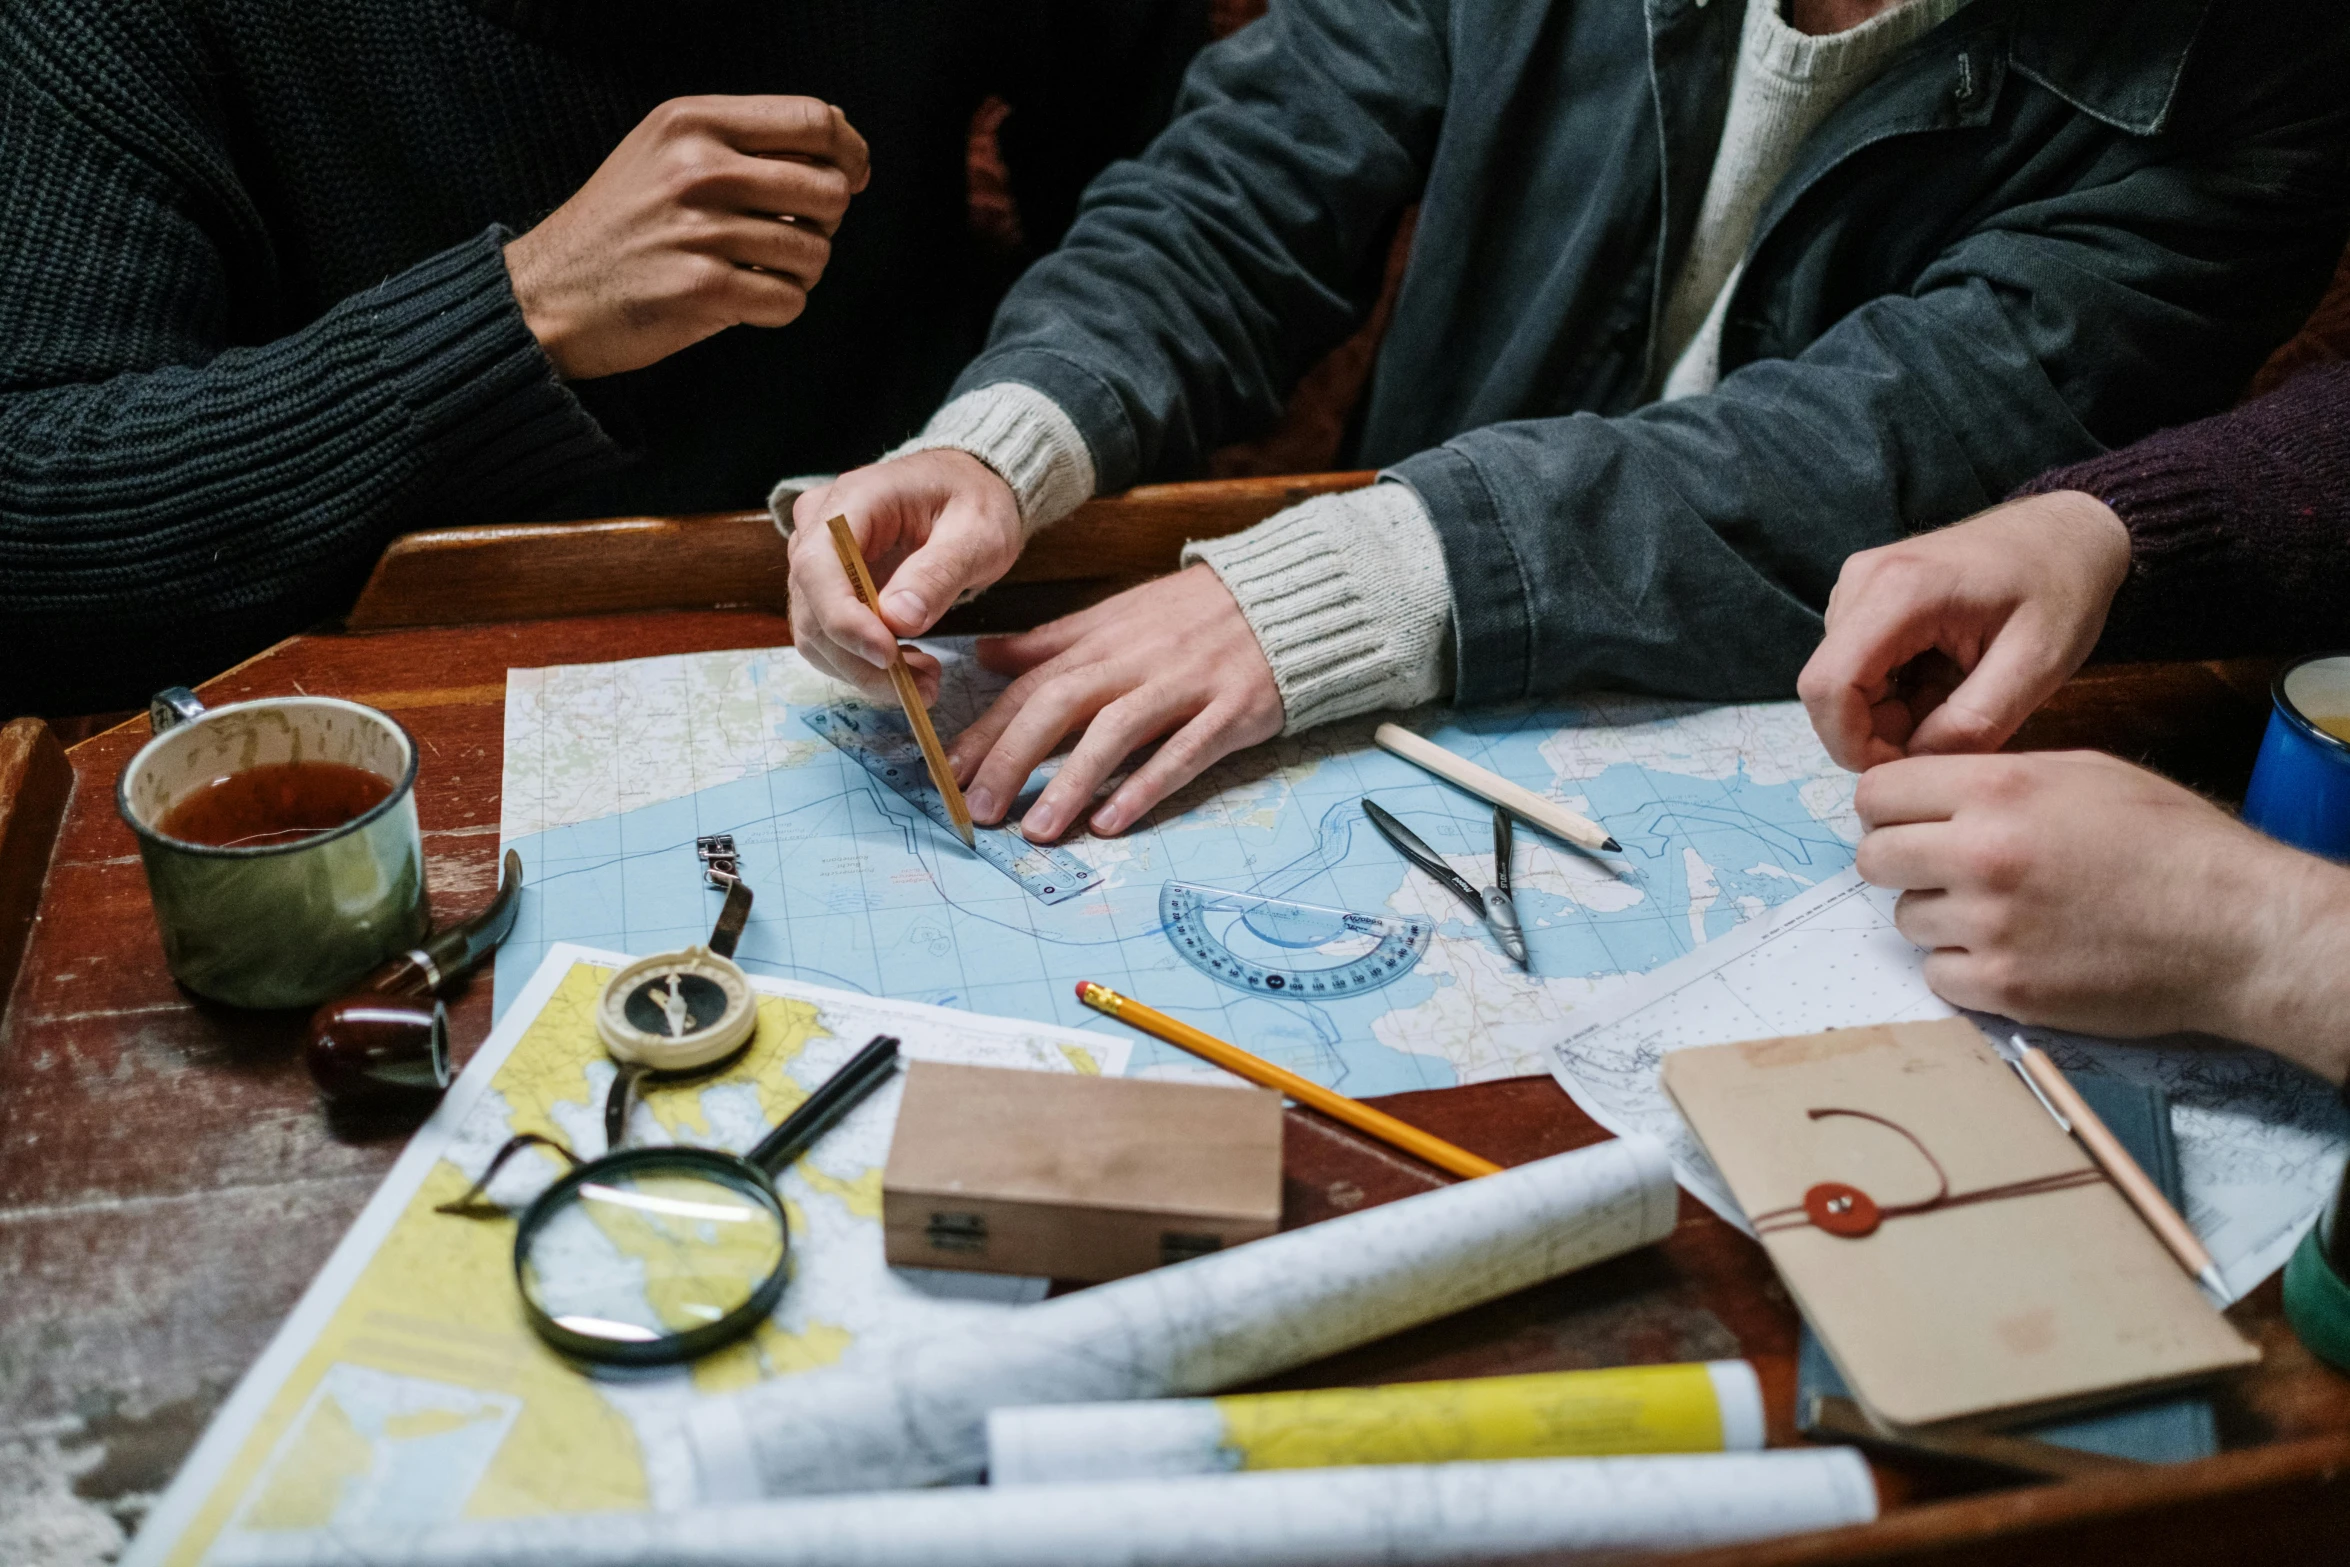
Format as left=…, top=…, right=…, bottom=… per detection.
left=1159, top=881, right=1431, bottom=998
left=804, top=704, right=1101, bottom=906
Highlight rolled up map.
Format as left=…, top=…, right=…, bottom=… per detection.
left=686, top=1134, right=1680, bottom=1499
left=987, top=1361, right=1766, bottom=1484
left=214, top=1451, right=1875, bottom=1567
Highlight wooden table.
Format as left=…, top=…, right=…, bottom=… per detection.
left=4, top=508, right=2348, bottom=1562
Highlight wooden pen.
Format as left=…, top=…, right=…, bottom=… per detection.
left=824, top=514, right=975, bottom=848
left=1076, top=980, right=1502, bottom=1180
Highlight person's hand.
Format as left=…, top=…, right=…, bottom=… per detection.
left=503, top=96, right=870, bottom=380
left=943, top=564, right=1285, bottom=842
left=1798, top=492, right=2131, bottom=771
left=785, top=451, right=1026, bottom=704
left=1854, top=750, right=2350, bottom=1082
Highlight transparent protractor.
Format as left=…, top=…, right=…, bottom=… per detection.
left=1158, top=881, right=1431, bottom=999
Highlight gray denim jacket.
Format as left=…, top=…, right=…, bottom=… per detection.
left=949, top=0, right=2350, bottom=704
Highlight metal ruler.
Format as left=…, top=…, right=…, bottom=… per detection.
left=1159, top=881, right=1430, bottom=998
left=805, top=704, right=1101, bottom=906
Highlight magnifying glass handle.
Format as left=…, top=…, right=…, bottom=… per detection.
left=747, top=1034, right=900, bottom=1175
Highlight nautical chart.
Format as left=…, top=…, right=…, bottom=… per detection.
left=1545, top=870, right=2350, bottom=1302
left=127, top=945, right=1132, bottom=1567
left=493, top=642, right=1862, bottom=1092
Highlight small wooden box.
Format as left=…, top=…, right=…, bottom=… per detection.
left=882, top=1061, right=1284, bottom=1282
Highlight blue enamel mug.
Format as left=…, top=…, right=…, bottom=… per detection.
left=2241, top=652, right=2350, bottom=862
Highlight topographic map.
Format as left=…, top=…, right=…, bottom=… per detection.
left=128, top=948, right=1130, bottom=1567
left=491, top=642, right=1862, bottom=1092
left=1545, top=872, right=2350, bottom=1302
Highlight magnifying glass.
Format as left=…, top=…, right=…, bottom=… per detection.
left=511, top=1032, right=901, bottom=1366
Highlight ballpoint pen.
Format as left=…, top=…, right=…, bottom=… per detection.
left=1362, top=798, right=1529, bottom=969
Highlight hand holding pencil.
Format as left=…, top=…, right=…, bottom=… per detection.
left=823, top=514, right=976, bottom=847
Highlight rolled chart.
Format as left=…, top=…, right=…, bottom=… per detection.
left=212, top=1451, right=1877, bottom=1567
left=987, top=1360, right=1767, bottom=1484
left=687, top=1133, right=1682, bottom=1499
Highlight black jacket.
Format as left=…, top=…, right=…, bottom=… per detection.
left=954, top=0, right=2350, bottom=705
left=0, top=0, right=1202, bottom=715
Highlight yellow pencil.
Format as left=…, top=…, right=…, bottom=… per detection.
left=1076, top=981, right=1502, bottom=1180
left=824, top=514, right=975, bottom=848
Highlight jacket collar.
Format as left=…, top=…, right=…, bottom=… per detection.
left=2007, top=0, right=2210, bottom=136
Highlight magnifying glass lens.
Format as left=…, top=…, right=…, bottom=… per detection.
left=519, top=1165, right=787, bottom=1349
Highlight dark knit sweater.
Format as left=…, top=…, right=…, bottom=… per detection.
left=2023, top=363, right=2350, bottom=665
left=0, top=0, right=1201, bottom=716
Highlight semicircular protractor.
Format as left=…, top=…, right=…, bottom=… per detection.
left=595, top=947, right=757, bottom=1071
left=1159, top=881, right=1432, bottom=999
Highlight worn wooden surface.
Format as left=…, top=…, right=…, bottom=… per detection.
left=344, top=471, right=1376, bottom=633
left=2, top=608, right=2344, bottom=1559
left=0, top=718, right=72, bottom=1020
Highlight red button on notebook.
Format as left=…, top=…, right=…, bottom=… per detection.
left=1804, top=1182, right=1881, bottom=1238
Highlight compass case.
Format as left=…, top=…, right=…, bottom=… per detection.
left=882, top=1062, right=1283, bottom=1283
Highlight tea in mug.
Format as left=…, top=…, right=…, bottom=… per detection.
left=157, top=761, right=393, bottom=849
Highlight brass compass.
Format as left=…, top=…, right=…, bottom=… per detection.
left=595, top=839, right=758, bottom=1078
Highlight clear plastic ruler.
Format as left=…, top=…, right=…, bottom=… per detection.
left=805, top=704, right=1102, bottom=906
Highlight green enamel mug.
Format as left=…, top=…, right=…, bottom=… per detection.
left=116, top=688, right=429, bottom=1009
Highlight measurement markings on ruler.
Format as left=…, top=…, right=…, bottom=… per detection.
left=805, top=704, right=1101, bottom=906
left=1160, top=881, right=1430, bottom=998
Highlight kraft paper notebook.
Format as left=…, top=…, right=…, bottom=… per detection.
left=1662, top=1017, right=2257, bottom=1432
left=1796, top=1073, right=2217, bottom=1465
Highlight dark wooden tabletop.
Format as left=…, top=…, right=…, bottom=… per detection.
left=4, top=608, right=2347, bottom=1565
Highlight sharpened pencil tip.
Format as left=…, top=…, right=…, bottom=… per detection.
left=1601, top=836, right=1623, bottom=853
left=955, top=821, right=976, bottom=849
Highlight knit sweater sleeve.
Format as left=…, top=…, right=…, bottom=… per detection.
left=0, top=3, right=621, bottom=715
left=2015, top=363, right=2350, bottom=664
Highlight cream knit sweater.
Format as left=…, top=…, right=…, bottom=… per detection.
left=857, top=0, right=1968, bottom=730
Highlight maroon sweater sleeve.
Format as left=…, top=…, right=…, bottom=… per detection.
left=2015, top=362, right=2350, bottom=663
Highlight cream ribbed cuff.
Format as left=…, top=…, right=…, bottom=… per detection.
left=887, top=383, right=1098, bottom=537
left=1184, top=481, right=1453, bottom=734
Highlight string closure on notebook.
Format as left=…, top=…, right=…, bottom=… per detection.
left=1751, top=1108, right=2107, bottom=1241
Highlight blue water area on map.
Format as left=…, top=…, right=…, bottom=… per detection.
left=496, top=701, right=1854, bottom=1097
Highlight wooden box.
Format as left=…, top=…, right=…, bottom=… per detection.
left=882, top=1061, right=1285, bottom=1282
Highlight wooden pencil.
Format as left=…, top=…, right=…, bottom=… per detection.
left=1076, top=980, right=1502, bottom=1180
left=2016, top=1043, right=2226, bottom=1298
left=1374, top=723, right=1620, bottom=853
left=824, top=514, right=975, bottom=848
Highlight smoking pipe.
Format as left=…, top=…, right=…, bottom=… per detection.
left=304, top=850, right=524, bottom=1110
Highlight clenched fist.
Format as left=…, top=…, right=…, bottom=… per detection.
left=504, top=96, right=870, bottom=380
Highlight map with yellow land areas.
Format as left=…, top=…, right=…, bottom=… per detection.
left=127, top=944, right=1130, bottom=1567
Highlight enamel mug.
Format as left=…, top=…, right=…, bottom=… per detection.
left=116, top=688, right=429, bottom=1008
left=2242, top=653, right=2350, bottom=863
